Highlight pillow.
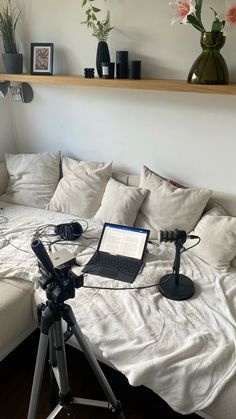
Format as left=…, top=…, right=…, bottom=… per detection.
left=153, top=172, right=187, bottom=189
left=94, top=177, right=148, bottom=226
left=135, top=165, right=212, bottom=239
left=48, top=157, right=112, bottom=218
left=187, top=204, right=236, bottom=271
left=1, top=151, right=61, bottom=209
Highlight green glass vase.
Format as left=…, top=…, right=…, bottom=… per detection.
left=188, top=32, right=229, bottom=85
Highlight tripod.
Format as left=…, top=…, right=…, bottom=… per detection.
left=27, top=239, right=126, bottom=419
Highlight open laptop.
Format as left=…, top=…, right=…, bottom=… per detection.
left=82, top=223, right=150, bottom=283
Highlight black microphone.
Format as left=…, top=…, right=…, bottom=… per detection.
left=158, top=230, right=199, bottom=244
left=31, top=239, right=57, bottom=279
left=158, top=229, right=197, bottom=301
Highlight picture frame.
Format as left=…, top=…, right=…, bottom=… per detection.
left=30, top=43, right=54, bottom=75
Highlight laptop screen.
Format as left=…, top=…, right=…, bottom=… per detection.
left=98, top=223, right=150, bottom=260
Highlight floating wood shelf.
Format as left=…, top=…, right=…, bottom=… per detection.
left=1, top=73, right=236, bottom=95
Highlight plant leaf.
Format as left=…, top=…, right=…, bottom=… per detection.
left=92, top=7, right=100, bottom=13
left=187, top=13, right=205, bottom=32
left=212, top=19, right=225, bottom=33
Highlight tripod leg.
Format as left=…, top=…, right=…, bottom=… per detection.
left=63, top=305, right=126, bottom=419
left=27, top=332, right=49, bottom=419
left=48, top=329, right=59, bottom=406
left=51, top=320, right=72, bottom=400
left=28, top=304, right=56, bottom=419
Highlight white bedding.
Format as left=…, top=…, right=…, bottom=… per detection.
left=1, top=201, right=236, bottom=414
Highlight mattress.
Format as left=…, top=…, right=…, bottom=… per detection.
left=1, top=200, right=236, bottom=418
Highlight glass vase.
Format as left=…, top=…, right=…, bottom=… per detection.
left=188, top=32, right=229, bottom=85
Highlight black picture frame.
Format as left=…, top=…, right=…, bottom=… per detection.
left=30, top=43, right=54, bottom=75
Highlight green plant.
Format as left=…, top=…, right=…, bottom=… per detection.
left=0, top=0, right=21, bottom=53
left=81, top=0, right=113, bottom=41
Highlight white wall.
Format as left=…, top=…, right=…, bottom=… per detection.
left=0, top=97, right=17, bottom=160
left=10, top=0, right=236, bottom=193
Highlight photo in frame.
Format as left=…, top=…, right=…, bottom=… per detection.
left=30, top=43, right=54, bottom=75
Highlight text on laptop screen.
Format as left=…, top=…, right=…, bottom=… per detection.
left=99, top=224, right=149, bottom=259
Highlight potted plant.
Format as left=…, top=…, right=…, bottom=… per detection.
left=169, top=1, right=236, bottom=84
left=0, top=0, right=23, bottom=74
left=81, top=0, right=114, bottom=77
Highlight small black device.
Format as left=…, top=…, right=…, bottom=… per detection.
left=54, top=222, right=83, bottom=241
left=84, top=67, right=95, bottom=78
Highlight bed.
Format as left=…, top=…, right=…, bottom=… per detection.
left=1, top=154, right=236, bottom=419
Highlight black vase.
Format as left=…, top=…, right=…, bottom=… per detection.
left=2, top=53, right=23, bottom=74
left=96, top=41, right=110, bottom=78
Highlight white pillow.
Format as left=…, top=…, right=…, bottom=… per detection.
left=135, top=166, right=212, bottom=239
left=48, top=157, right=112, bottom=218
left=94, top=177, right=147, bottom=226
left=187, top=205, right=236, bottom=271
left=1, top=151, right=61, bottom=209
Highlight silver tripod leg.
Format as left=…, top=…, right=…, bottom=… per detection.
left=44, top=319, right=72, bottom=419
left=51, top=320, right=70, bottom=396
left=28, top=303, right=126, bottom=419
left=64, top=305, right=126, bottom=419
left=27, top=332, right=49, bottom=419
left=28, top=316, right=73, bottom=419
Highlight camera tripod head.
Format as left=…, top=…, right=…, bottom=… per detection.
left=31, top=239, right=83, bottom=304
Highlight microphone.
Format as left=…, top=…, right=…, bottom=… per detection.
left=158, top=230, right=199, bottom=244
left=31, top=239, right=58, bottom=279
left=158, top=229, right=197, bottom=301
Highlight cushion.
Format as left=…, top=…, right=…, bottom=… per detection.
left=187, top=204, right=236, bottom=271
left=1, top=152, right=61, bottom=209
left=48, top=157, right=112, bottom=218
left=135, top=165, right=212, bottom=239
left=94, top=177, right=148, bottom=226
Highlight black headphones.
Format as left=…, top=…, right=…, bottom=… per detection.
left=54, top=222, right=83, bottom=241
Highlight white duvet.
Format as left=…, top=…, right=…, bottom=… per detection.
left=1, top=201, right=236, bottom=414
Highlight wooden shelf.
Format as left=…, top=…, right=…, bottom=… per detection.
left=1, top=73, right=236, bottom=95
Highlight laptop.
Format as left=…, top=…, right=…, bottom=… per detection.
left=82, top=223, right=150, bottom=283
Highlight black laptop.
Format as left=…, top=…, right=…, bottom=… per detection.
left=82, top=223, right=150, bottom=283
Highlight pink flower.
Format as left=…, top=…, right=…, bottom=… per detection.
left=169, top=0, right=196, bottom=25
left=226, top=5, right=236, bottom=25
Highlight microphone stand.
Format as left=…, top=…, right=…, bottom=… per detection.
left=158, top=237, right=195, bottom=301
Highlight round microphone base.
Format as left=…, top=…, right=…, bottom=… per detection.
left=158, top=274, right=195, bottom=301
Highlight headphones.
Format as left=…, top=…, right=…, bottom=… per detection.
left=54, top=222, right=83, bottom=241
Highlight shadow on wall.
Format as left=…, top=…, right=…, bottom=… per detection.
left=229, top=65, right=236, bottom=81
left=136, top=53, right=185, bottom=79
left=53, top=47, right=81, bottom=75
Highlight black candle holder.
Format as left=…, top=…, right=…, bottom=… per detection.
left=116, top=51, right=128, bottom=79
left=128, top=60, right=141, bottom=79
left=101, top=62, right=115, bottom=79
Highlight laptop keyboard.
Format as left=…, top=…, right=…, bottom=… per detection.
left=89, top=252, right=142, bottom=274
